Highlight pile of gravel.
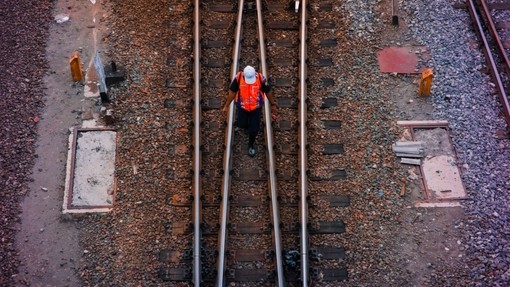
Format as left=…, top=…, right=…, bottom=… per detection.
left=0, top=1, right=53, bottom=285
left=402, top=0, right=510, bottom=285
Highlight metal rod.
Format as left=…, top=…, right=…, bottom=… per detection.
left=479, top=0, right=510, bottom=72
left=216, top=0, right=244, bottom=286
left=192, top=0, right=202, bottom=285
left=297, top=1, right=309, bottom=285
left=467, top=0, right=510, bottom=127
left=255, top=0, right=285, bottom=286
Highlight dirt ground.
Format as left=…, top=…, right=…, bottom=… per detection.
left=13, top=0, right=466, bottom=286
left=13, top=0, right=108, bottom=285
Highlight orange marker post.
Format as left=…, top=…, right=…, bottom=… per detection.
left=418, top=68, right=433, bottom=96
left=70, top=51, right=83, bottom=82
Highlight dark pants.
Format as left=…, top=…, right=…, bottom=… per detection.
left=236, top=107, right=262, bottom=146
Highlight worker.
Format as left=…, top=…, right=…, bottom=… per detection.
left=222, top=65, right=277, bottom=157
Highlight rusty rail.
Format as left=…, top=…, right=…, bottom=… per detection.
left=467, top=0, right=510, bottom=127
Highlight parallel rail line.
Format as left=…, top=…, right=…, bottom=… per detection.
left=159, top=1, right=350, bottom=285
left=467, top=0, right=510, bottom=126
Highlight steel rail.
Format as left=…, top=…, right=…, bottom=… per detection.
left=216, top=0, right=244, bottom=286
left=480, top=0, right=510, bottom=72
left=467, top=0, right=510, bottom=126
left=255, top=0, right=286, bottom=286
left=192, top=0, right=202, bottom=285
left=297, top=1, right=310, bottom=285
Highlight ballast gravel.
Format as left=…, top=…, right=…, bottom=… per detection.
left=402, top=0, right=510, bottom=285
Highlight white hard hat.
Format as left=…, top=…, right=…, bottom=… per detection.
left=243, top=65, right=256, bottom=84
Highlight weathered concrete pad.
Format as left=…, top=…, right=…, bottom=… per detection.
left=63, top=127, right=117, bottom=214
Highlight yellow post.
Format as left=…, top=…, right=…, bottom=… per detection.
left=70, top=51, right=83, bottom=82
left=418, top=68, right=433, bottom=96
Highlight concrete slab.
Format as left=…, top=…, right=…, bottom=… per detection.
left=377, top=46, right=429, bottom=74
left=397, top=121, right=467, bottom=207
left=422, top=155, right=466, bottom=200
left=63, top=127, right=117, bottom=213
left=414, top=201, right=462, bottom=208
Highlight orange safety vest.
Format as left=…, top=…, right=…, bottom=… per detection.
left=235, top=72, right=265, bottom=111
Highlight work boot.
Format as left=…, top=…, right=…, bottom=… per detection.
left=248, top=144, right=256, bottom=157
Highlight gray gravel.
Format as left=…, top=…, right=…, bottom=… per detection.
left=402, top=0, right=510, bottom=285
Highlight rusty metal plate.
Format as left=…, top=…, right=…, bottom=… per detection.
left=231, top=249, right=266, bottom=262
left=230, top=268, right=273, bottom=281
left=322, top=120, right=341, bottom=129
left=273, top=77, right=293, bottom=87
left=202, top=97, right=222, bottom=110
left=311, top=246, right=345, bottom=260
left=317, top=21, right=336, bottom=29
left=310, top=221, right=345, bottom=234
left=322, top=144, right=344, bottom=154
left=203, top=58, right=227, bottom=68
left=321, top=97, right=338, bottom=108
left=165, top=78, right=188, bottom=88
left=276, top=97, right=297, bottom=108
left=320, top=39, right=338, bottom=47
left=203, top=39, right=230, bottom=48
left=266, top=21, right=298, bottom=30
left=158, top=267, right=191, bottom=281
left=208, top=4, right=234, bottom=12
left=378, top=46, right=417, bottom=73
left=235, top=168, right=266, bottom=181
left=269, top=57, right=294, bottom=66
left=208, top=20, right=230, bottom=29
left=319, top=194, right=350, bottom=207
left=269, top=39, right=295, bottom=47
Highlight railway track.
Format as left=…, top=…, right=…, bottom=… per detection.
left=158, top=1, right=350, bottom=285
left=467, top=0, right=510, bottom=126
